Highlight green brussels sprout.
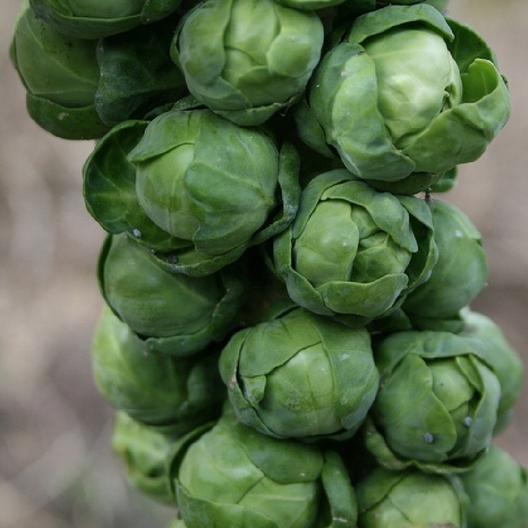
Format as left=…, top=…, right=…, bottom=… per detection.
left=298, top=5, right=511, bottom=193
left=95, top=18, right=187, bottom=126
left=30, top=0, right=182, bottom=39
left=402, top=200, right=488, bottom=331
left=84, top=109, right=300, bottom=276
left=459, top=446, right=528, bottom=528
left=98, top=234, right=246, bottom=356
left=112, top=413, right=174, bottom=503
left=460, top=310, right=524, bottom=434
left=371, top=310, right=523, bottom=435
left=357, top=467, right=464, bottom=527
left=273, top=170, right=437, bottom=325
left=92, top=307, right=224, bottom=433
left=10, top=4, right=108, bottom=139
left=220, top=308, right=379, bottom=440
left=173, top=0, right=324, bottom=126
left=168, top=409, right=358, bottom=528
left=366, top=329, right=501, bottom=474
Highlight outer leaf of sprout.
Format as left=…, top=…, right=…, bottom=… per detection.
left=30, top=0, right=183, bottom=39
left=10, top=4, right=108, bottom=139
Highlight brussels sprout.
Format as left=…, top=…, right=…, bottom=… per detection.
left=371, top=310, right=523, bottom=435
left=298, top=5, right=511, bottom=193
left=84, top=109, right=300, bottom=276
left=357, top=467, right=464, bottom=527
left=168, top=409, right=358, bottom=528
left=10, top=4, right=108, bottom=139
left=98, top=234, right=246, bottom=356
left=173, top=0, right=324, bottom=126
left=92, top=307, right=224, bottom=433
left=461, top=310, right=524, bottom=434
left=273, top=170, right=437, bottom=324
left=366, top=329, right=501, bottom=474
left=220, top=308, right=379, bottom=440
left=30, top=0, right=183, bottom=39
left=112, top=413, right=174, bottom=503
left=95, top=18, right=187, bottom=126
left=459, top=446, right=528, bottom=528
left=402, top=200, right=488, bottom=331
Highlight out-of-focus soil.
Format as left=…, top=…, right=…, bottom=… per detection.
left=0, top=1, right=526, bottom=526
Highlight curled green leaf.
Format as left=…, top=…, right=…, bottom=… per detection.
left=95, top=18, right=187, bottom=125
left=460, top=310, right=524, bottom=434
left=10, top=4, right=108, bottom=139
left=30, top=0, right=183, bottom=39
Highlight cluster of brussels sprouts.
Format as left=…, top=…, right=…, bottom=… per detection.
left=11, top=0, right=527, bottom=527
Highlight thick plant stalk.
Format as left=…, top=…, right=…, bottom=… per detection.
left=10, top=1, right=527, bottom=527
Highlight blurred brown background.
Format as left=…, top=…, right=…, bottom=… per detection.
left=1, top=1, right=527, bottom=526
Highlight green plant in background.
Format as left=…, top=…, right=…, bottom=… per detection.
left=357, top=467, right=464, bottom=527
left=173, top=0, right=324, bottom=126
left=168, top=409, right=357, bottom=528
left=297, top=4, right=511, bottom=193
left=30, top=0, right=183, bottom=38
left=98, top=235, right=246, bottom=356
left=10, top=3, right=108, bottom=139
left=274, top=170, right=436, bottom=324
left=366, top=328, right=501, bottom=474
left=9, top=0, right=525, bottom=527
left=220, top=307, right=379, bottom=440
left=459, top=446, right=528, bottom=528
left=112, top=413, right=175, bottom=504
left=92, top=307, right=225, bottom=434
